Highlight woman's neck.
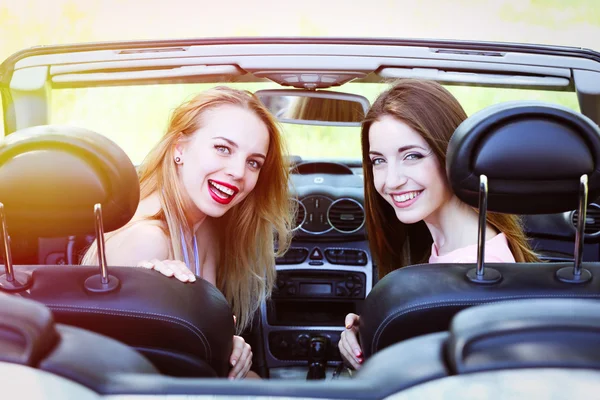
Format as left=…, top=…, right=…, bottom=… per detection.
left=424, top=196, right=497, bottom=256
left=187, top=207, right=207, bottom=233
left=141, top=192, right=207, bottom=233
left=178, top=191, right=207, bottom=233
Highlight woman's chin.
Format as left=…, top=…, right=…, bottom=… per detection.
left=395, top=210, right=426, bottom=225
left=200, top=204, right=230, bottom=218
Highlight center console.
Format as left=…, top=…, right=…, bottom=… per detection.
left=262, top=241, right=373, bottom=378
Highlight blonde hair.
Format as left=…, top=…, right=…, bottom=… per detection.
left=82, top=86, right=293, bottom=333
left=361, top=79, right=539, bottom=278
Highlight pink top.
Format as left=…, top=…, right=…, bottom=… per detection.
left=428, top=233, right=516, bottom=264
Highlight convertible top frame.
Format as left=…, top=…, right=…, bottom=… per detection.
left=1, top=37, right=600, bottom=135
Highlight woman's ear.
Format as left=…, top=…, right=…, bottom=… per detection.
left=173, top=141, right=185, bottom=165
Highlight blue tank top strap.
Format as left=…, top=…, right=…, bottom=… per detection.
left=179, top=226, right=200, bottom=276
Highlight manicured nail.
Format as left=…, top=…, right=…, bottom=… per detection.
left=354, top=349, right=361, bottom=356
left=231, top=359, right=237, bottom=366
left=346, top=324, right=352, bottom=329
left=190, top=276, right=196, bottom=282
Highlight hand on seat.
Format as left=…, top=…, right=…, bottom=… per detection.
left=338, top=313, right=363, bottom=370
left=229, top=334, right=253, bottom=379
left=137, top=259, right=197, bottom=283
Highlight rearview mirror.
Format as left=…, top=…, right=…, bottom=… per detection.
left=255, top=89, right=370, bottom=127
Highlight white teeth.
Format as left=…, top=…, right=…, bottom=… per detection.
left=393, top=191, right=421, bottom=203
left=209, top=181, right=235, bottom=196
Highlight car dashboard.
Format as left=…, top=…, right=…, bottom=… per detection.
left=264, top=160, right=372, bottom=377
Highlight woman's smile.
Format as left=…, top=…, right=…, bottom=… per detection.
left=390, top=190, right=423, bottom=208
left=207, top=179, right=239, bottom=205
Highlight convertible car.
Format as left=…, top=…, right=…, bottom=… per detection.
left=2, top=37, right=600, bottom=399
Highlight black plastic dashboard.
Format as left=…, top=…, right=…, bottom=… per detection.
left=288, top=161, right=366, bottom=242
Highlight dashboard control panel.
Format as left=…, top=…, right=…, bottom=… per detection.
left=274, top=270, right=366, bottom=299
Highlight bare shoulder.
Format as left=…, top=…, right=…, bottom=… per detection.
left=105, top=221, right=171, bottom=266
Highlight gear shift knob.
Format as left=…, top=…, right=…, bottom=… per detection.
left=306, top=335, right=329, bottom=380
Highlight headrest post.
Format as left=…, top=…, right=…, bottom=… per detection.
left=476, top=175, right=488, bottom=277
left=573, top=174, right=588, bottom=276
left=0, top=203, right=14, bottom=280
left=466, top=175, right=501, bottom=284
left=0, top=202, right=32, bottom=292
left=94, top=203, right=109, bottom=284
left=84, top=203, right=120, bottom=293
left=556, top=174, right=592, bottom=283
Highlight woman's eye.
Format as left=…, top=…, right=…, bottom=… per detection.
left=248, top=160, right=262, bottom=169
left=404, top=153, right=423, bottom=161
left=370, top=157, right=385, bottom=166
left=215, top=145, right=230, bottom=154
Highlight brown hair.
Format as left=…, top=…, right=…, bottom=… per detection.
left=361, top=79, right=539, bottom=278
left=82, top=86, right=293, bottom=333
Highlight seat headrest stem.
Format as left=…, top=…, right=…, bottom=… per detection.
left=475, top=175, right=488, bottom=277
left=466, top=175, right=501, bottom=284
left=556, top=174, right=593, bottom=284
left=573, top=174, right=588, bottom=276
left=0, top=202, right=14, bottom=280
left=0, top=202, right=32, bottom=292
left=83, top=203, right=120, bottom=293
left=94, top=203, right=109, bottom=284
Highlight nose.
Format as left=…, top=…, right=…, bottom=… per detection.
left=226, top=156, right=246, bottom=181
left=384, top=162, right=408, bottom=190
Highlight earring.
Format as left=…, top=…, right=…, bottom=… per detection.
left=174, top=156, right=182, bottom=164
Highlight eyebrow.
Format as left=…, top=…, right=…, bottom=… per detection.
left=213, top=136, right=266, bottom=160
left=368, top=144, right=428, bottom=156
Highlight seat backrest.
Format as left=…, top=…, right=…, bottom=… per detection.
left=359, top=101, right=600, bottom=357
left=357, top=298, right=600, bottom=391
left=0, top=125, right=234, bottom=376
left=0, top=292, right=159, bottom=388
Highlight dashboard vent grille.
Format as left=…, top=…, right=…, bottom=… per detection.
left=327, top=199, right=365, bottom=234
left=290, top=198, right=306, bottom=231
left=276, top=248, right=309, bottom=265
left=572, top=204, right=600, bottom=235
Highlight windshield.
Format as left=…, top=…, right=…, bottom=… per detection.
left=49, top=82, right=580, bottom=163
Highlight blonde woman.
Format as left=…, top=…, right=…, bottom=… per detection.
left=81, top=86, right=293, bottom=379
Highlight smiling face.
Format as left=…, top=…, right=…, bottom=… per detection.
left=174, top=104, right=270, bottom=220
left=368, top=115, right=452, bottom=225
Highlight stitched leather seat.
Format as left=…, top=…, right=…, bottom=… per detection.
left=0, top=125, right=234, bottom=377
left=0, top=292, right=159, bottom=387
left=359, top=101, right=600, bottom=358
left=356, top=298, right=600, bottom=389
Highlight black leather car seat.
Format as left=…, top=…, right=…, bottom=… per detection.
left=0, top=125, right=234, bottom=377
left=359, top=101, right=600, bottom=358
left=356, top=298, right=600, bottom=391
left=0, top=291, right=159, bottom=388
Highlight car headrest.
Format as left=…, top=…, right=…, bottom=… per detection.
left=447, top=101, right=600, bottom=214
left=0, top=125, right=139, bottom=236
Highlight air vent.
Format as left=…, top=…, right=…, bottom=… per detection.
left=324, top=249, right=368, bottom=266
left=290, top=198, right=306, bottom=231
left=276, top=248, right=309, bottom=265
left=572, top=204, right=600, bottom=235
left=327, top=198, right=365, bottom=234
